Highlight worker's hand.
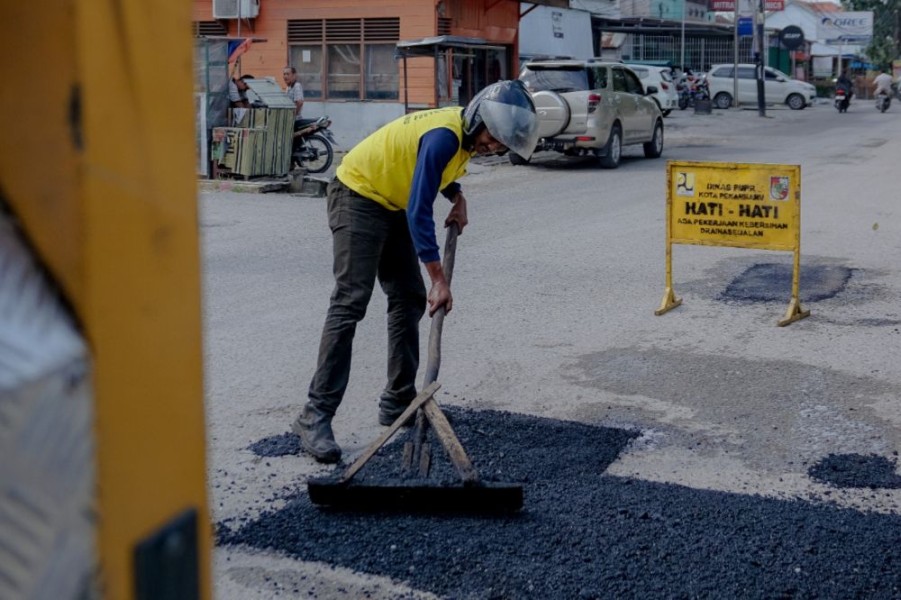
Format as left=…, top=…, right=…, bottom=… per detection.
left=428, top=280, right=452, bottom=317
left=445, top=193, right=468, bottom=234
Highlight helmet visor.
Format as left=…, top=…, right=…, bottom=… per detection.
left=479, top=98, right=540, bottom=159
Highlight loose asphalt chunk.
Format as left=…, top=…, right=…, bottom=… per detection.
left=809, top=453, right=901, bottom=489
left=248, top=432, right=302, bottom=457
left=224, top=408, right=901, bottom=599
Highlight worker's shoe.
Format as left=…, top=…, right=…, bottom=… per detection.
left=378, top=398, right=414, bottom=427
left=292, top=404, right=341, bottom=463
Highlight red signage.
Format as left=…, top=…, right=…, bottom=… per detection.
left=710, top=0, right=783, bottom=10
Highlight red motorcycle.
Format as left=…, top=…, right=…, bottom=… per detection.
left=292, top=116, right=336, bottom=173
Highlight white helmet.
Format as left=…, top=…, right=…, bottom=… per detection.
left=463, top=80, right=539, bottom=158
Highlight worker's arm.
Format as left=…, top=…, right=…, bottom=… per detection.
left=407, top=127, right=465, bottom=316
left=440, top=182, right=468, bottom=232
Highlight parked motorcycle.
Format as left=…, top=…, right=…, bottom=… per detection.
left=292, top=116, right=336, bottom=173
left=834, top=88, right=850, bottom=112
left=875, top=92, right=891, bottom=113
left=677, top=74, right=710, bottom=110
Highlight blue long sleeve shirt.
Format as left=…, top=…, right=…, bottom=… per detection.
left=406, top=127, right=464, bottom=264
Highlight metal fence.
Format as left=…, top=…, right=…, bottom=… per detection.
left=626, top=34, right=756, bottom=71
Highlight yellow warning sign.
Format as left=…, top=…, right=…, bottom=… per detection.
left=669, top=161, right=800, bottom=251
left=658, top=161, right=809, bottom=326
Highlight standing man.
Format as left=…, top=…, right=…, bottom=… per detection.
left=293, top=81, right=539, bottom=463
left=283, top=66, right=304, bottom=118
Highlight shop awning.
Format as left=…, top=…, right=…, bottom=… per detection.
left=395, top=36, right=507, bottom=58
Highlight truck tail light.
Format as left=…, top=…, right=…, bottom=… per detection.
left=660, top=82, right=669, bottom=90
left=587, top=93, right=601, bottom=113
left=576, top=136, right=596, bottom=142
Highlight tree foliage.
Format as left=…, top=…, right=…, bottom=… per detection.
left=842, top=0, right=900, bottom=67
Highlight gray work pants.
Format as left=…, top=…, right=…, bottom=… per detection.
left=307, top=178, right=427, bottom=416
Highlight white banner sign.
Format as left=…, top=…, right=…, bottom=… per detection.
left=817, top=12, right=873, bottom=44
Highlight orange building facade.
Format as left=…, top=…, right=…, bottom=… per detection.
left=192, top=0, right=565, bottom=145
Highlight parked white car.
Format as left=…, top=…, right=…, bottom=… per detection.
left=624, top=64, right=679, bottom=116
left=707, top=64, right=816, bottom=110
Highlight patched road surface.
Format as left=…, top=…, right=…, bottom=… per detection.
left=203, top=105, right=901, bottom=598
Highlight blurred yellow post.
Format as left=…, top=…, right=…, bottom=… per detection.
left=1, top=1, right=211, bottom=599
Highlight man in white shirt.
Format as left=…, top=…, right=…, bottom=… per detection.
left=283, top=66, right=304, bottom=117
left=873, top=68, right=893, bottom=97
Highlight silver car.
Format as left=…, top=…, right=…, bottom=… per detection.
left=517, top=60, right=664, bottom=168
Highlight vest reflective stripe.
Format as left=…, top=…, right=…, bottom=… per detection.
left=336, top=108, right=472, bottom=211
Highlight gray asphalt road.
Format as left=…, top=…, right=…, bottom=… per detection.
left=202, top=102, right=901, bottom=598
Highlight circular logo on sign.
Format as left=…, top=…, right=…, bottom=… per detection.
left=779, top=25, right=805, bottom=50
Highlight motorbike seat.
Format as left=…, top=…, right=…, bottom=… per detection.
left=294, top=117, right=319, bottom=128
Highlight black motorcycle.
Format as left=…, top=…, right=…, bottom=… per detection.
left=834, top=87, right=850, bottom=112
left=876, top=93, right=891, bottom=113
left=292, top=116, right=336, bottom=173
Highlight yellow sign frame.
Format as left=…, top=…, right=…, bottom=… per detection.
left=656, top=160, right=810, bottom=326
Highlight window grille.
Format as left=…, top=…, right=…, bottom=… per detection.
left=194, top=21, right=228, bottom=36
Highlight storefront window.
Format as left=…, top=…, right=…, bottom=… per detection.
left=327, top=44, right=361, bottom=99
left=288, top=18, right=400, bottom=101
left=365, top=44, right=399, bottom=100
left=290, top=45, right=322, bottom=99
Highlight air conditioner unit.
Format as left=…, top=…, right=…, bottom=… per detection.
left=213, top=0, right=259, bottom=19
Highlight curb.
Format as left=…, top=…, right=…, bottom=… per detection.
left=198, top=179, right=288, bottom=194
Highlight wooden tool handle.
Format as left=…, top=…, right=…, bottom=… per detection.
left=422, top=223, right=459, bottom=388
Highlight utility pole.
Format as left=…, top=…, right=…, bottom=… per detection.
left=681, top=0, right=686, bottom=70
left=733, top=0, right=739, bottom=108
left=755, top=0, right=766, bottom=116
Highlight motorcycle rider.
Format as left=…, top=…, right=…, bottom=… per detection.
left=873, top=68, right=893, bottom=99
left=835, top=70, right=853, bottom=111
left=836, top=71, right=853, bottom=97
left=292, top=81, right=539, bottom=463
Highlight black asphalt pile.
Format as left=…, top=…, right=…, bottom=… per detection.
left=222, top=408, right=901, bottom=599
left=721, top=263, right=852, bottom=303
left=809, top=453, right=901, bottom=489
left=248, top=432, right=302, bottom=457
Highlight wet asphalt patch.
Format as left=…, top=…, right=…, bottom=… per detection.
left=720, top=263, right=853, bottom=303
left=223, top=408, right=901, bottom=599
left=809, top=453, right=901, bottom=489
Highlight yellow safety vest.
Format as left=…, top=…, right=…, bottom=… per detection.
left=336, top=108, right=472, bottom=211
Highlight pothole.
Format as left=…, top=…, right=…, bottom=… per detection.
left=720, top=263, right=853, bottom=303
